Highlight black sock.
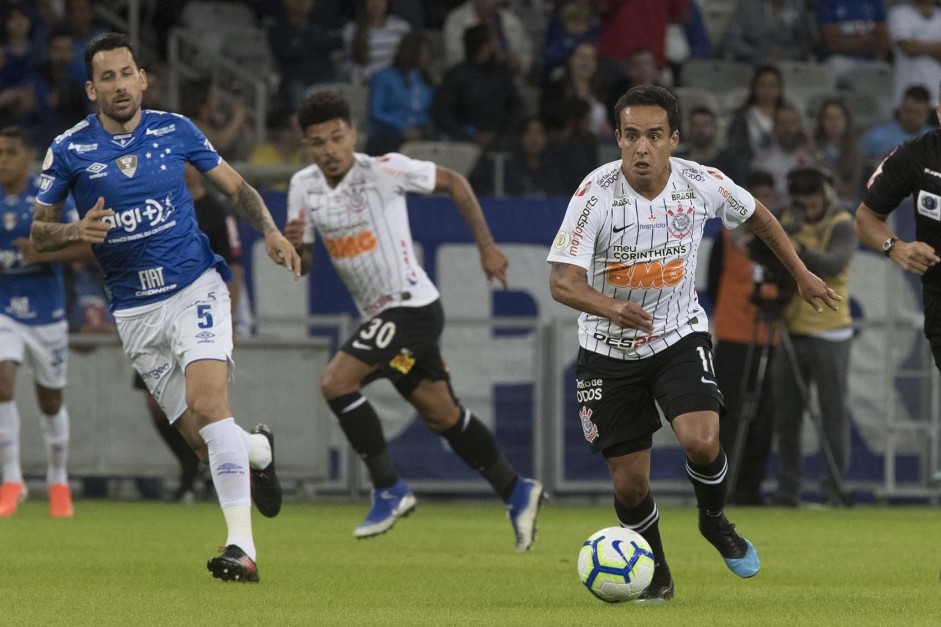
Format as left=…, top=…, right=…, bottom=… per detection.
left=151, top=406, right=199, bottom=492
left=686, top=448, right=729, bottom=517
left=328, top=392, right=398, bottom=489
left=441, top=408, right=518, bottom=501
left=614, top=492, right=670, bottom=582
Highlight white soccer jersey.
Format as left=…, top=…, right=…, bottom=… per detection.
left=547, top=157, right=756, bottom=360
left=288, top=152, right=439, bottom=317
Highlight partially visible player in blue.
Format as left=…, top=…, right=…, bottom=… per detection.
left=0, top=126, right=86, bottom=519
left=30, top=32, right=301, bottom=583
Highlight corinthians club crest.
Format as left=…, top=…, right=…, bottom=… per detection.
left=116, top=155, right=138, bottom=178
left=667, top=205, right=694, bottom=239
left=580, top=406, right=598, bottom=443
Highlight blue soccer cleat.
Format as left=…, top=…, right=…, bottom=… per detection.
left=354, top=479, right=417, bottom=538
left=699, top=512, right=760, bottom=578
left=506, top=478, right=546, bottom=552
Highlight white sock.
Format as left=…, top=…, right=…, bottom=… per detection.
left=199, top=418, right=254, bottom=556
left=0, top=401, right=23, bottom=484
left=241, top=428, right=272, bottom=470
left=41, top=407, right=70, bottom=485
left=222, top=505, right=256, bottom=561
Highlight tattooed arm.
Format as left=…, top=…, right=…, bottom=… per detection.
left=549, top=262, right=654, bottom=333
left=204, top=161, right=301, bottom=277
left=745, top=201, right=841, bottom=312
left=31, top=197, right=113, bottom=252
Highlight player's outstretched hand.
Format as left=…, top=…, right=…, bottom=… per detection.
left=78, top=197, right=114, bottom=244
left=890, top=240, right=940, bottom=276
left=480, top=242, right=508, bottom=288
left=284, top=210, right=305, bottom=249
left=265, top=230, right=302, bottom=279
left=796, top=269, right=842, bottom=313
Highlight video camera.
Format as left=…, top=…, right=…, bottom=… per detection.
left=746, top=206, right=803, bottom=317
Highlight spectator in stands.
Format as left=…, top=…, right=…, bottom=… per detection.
left=540, top=41, right=610, bottom=140
left=591, top=0, right=686, bottom=90
left=2, top=4, right=42, bottom=80
left=682, top=0, right=711, bottom=61
left=541, top=0, right=601, bottom=83
left=725, top=65, right=786, bottom=182
left=443, top=0, right=533, bottom=77
left=858, top=84, right=934, bottom=163
left=721, top=0, right=817, bottom=66
left=887, top=0, right=941, bottom=108
left=813, top=98, right=863, bottom=204
left=707, top=170, right=780, bottom=506
left=674, top=106, right=738, bottom=176
left=752, top=102, right=820, bottom=206
left=603, top=48, right=665, bottom=127
left=180, top=78, right=255, bottom=162
left=816, top=0, right=890, bottom=89
left=543, top=97, right=599, bottom=194
left=0, top=48, right=39, bottom=128
left=140, top=61, right=166, bottom=110
left=250, top=106, right=307, bottom=168
left=63, top=0, right=107, bottom=82
left=365, top=31, right=435, bottom=155
left=433, top=24, right=519, bottom=151
left=33, top=26, right=88, bottom=146
left=268, top=0, right=344, bottom=106
left=342, top=0, right=412, bottom=83
left=469, top=116, right=559, bottom=197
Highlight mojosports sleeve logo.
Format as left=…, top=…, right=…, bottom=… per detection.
left=605, top=259, right=686, bottom=289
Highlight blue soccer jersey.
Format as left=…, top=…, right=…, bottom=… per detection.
left=35, top=110, right=231, bottom=310
left=0, top=175, right=78, bottom=324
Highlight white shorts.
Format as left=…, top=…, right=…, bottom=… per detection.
left=0, top=315, right=69, bottom=389
left=115, top=269, right=233, bottom=422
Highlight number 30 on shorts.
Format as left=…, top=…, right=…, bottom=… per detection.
left=359, top=318, right=396, bottom=348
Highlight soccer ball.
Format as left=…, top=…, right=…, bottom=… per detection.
left=577, top=527, right=656, bottom=603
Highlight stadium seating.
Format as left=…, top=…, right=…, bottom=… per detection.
left=680, top=59, right=753, bottom=94
left=399, top=141, right=482, bottom=177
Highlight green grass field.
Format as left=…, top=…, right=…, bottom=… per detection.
left=3, top=499, right=940, bottom=626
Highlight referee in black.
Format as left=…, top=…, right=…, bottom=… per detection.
left=855, top=86, right=941, bottom=372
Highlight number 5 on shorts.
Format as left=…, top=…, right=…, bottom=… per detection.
left=197, top=304, right=214, bottom=329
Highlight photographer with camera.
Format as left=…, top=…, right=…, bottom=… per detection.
left=709, top=170, right=780, bottom=506
left=770, top=168, right=857, bottom=507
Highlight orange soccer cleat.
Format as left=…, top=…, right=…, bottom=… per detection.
left=48, top=483, right=74, bottom=518
left=0, top=482, right=26, bottom=517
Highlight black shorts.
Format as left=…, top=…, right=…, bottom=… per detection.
left=923, top=284, right=941, bottom=373
left=341, top=300, right=450, bottom=397
left=575, top=332, right=724, bottom=457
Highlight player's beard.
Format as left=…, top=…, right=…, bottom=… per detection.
left=101, top=95, right=140, bottom=125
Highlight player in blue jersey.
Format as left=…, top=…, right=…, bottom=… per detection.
left=29, top=32, right=301, bottom=583
left=0, top=126, right=87, bottom=519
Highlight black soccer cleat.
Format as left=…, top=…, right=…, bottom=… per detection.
left=250, top=423, right=282, bottom=518
left=207, top=545, right=260, bottom=583
left=699, top=511, right=760, bottom=577
left=634, top=577, right=675, bottom=603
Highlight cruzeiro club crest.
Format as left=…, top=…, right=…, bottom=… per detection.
left=3, top=211, right=16, bottom=231
left=580, top=406, right=598, bottom=443
left=667, top=205, right=694, bottom=239
left=116, top=155, right=138, bottom=178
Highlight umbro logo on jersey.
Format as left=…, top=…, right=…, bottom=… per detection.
left=145, top=124, right=176, bottom=137
left=86, top=163, right=109, bottom=179
left=613, top=224, right=631, bottom=233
